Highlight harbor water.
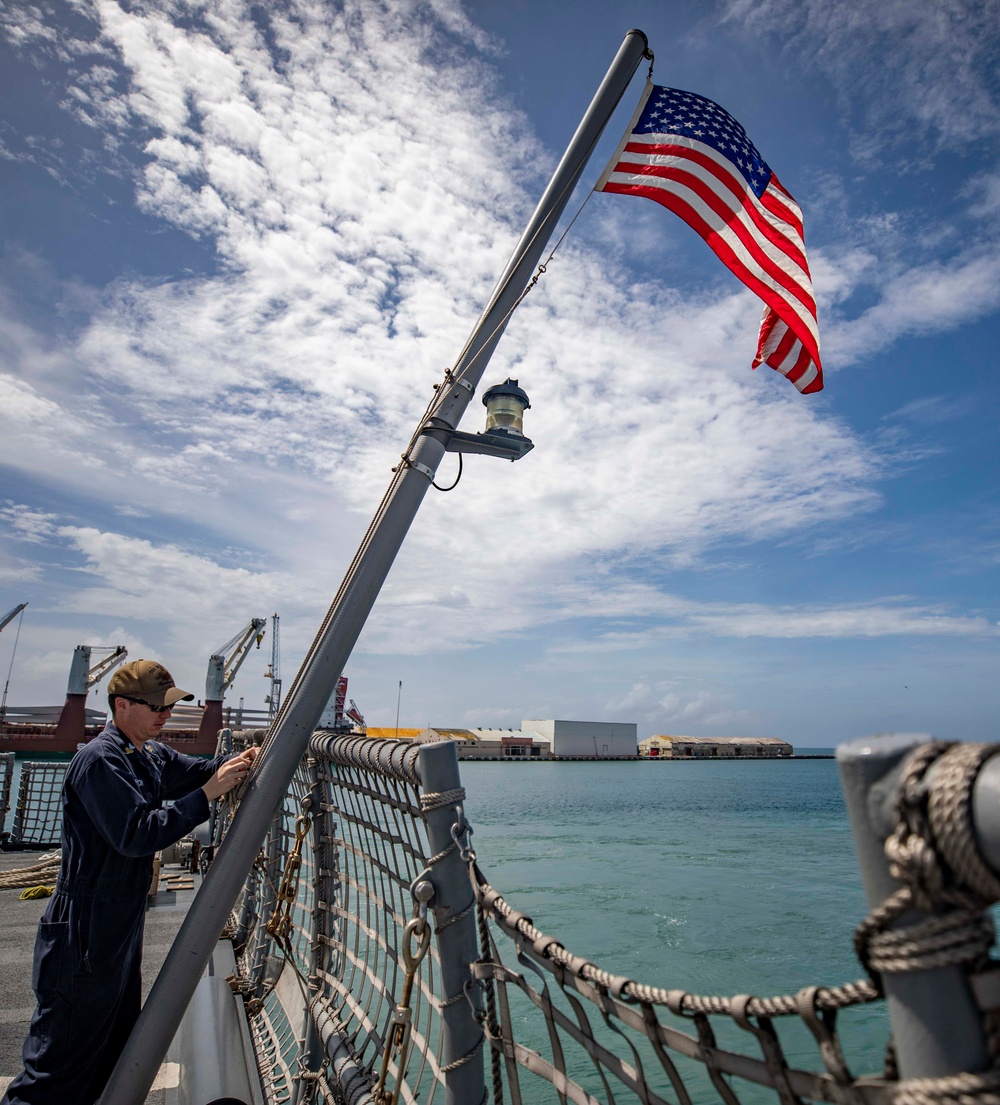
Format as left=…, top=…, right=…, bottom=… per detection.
left=460, top=753, right=893, bottom=1091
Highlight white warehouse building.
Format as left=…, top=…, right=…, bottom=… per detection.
left=521, top=719, right=637, bottom=759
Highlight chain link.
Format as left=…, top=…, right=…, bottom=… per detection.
left=266, top=812, right=312, bottom=942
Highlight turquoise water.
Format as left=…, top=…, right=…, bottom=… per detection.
left=458, top=755, right=891, bottom=1100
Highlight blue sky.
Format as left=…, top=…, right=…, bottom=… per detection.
left=0, top=0, right=997, bottom=746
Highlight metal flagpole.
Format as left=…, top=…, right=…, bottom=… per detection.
left=99, top=27, right=650, bottom=1105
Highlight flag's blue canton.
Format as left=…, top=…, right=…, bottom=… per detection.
left=635, top=86, right=772, bottom=199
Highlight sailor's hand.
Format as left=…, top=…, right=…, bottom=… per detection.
left=203, top=748, right=256, bottom=801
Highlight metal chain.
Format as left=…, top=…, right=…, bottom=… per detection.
left=266, top=812, right=312, bottom=942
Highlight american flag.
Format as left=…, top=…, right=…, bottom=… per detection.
left=596, top=82, right=823, bottom=394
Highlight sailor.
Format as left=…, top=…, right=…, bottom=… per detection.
left=2, top=659, right=257, bottom=1105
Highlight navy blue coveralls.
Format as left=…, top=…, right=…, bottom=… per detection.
left=2, top=722, right=226, bottom=1105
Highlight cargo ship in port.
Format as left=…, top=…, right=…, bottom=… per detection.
left=0, top=613, right=349, bottom=756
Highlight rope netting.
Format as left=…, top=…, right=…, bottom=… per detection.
left=210, top=736, right=1000, bottom=1105
left=0, top=751, right=13, bottom=834
left=5, top=760, right=67, bottom=851
left=466, top=866, right=885, bottom=1105
left=221, top=731, right=453, bottom=1105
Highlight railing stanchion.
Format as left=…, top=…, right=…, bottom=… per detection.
left=418, top=740, right=484, bottom=1105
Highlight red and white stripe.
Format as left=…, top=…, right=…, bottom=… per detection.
left=596, top=88, right=823, bottom=394
left=752, top=306, right=821, bottom=394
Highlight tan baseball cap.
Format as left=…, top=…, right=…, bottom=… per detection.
left=108, top=659, right=194, bottom=707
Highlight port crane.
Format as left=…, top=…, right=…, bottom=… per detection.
left=54, top=643, right=128, bottom=743
left=205, top=618, right=267, bottom=702
left=346, top=699, right=366, bottom=733
left=71, top=644, right=129, bottom=694
left=264, top=613, right=281, bottom=722
left=0, top=602, right=28, bottom=721
left=0, top=602, right=28, bottom=634
left=197, top=617, right=267, bottom=746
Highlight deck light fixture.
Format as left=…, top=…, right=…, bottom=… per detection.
left=443, top=377, right=534, bottom=461
left=483, top=378, right=530, bottom=436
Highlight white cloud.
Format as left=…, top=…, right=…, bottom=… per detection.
left=808, top=239, right=1000, bottom=371
left=1, top=0, right=997, bottom=734
left=720, top=0, right=1000, bottom=158
left=0, top=374, right=63, bottom=424
left=886, top=395, right=975, bottom=427
left=0, top=0, right=880, bottom=568
left=607, top=680, right=756, bottom=732
left=833, top=252, right=1000, bottom=361
left=1, top=502, right=60, bottom=544
left=540, top=586, right=999, bottom=648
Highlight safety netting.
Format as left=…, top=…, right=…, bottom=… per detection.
left=466, top=864, right=884, bottom=1105
left=6, top=760, right=67, bottom=850
left=223, top=732, right=456, bottom=1105
left=0, top=751, right=13, bottom=835
left=213, top=734, right=1000, bottom=1105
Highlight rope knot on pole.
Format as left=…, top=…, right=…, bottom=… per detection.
left=854, top=742, right=1000, bottom=1025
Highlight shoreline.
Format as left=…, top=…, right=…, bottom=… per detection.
left=458, top=753, right=835, bottom=762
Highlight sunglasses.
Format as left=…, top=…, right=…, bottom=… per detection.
left=123, top=696, right=173, bottom=714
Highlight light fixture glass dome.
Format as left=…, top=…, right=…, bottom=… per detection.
left=482, top=378, right=530, bottom=435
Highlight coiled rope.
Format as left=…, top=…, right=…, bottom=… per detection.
left=0, top=850, right=61, bottom=895
left=851, top=741, right=1000, bottom=1105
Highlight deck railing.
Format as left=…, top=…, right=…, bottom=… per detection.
left=2, top=759, right=68, bottom=850
left=210, top=733, right=1000, bottom=1105
left=0, top=751, right=13, bottom=838
left=222, top=731, right=484, bottom=1104
left=8, top=734, right=1000, bottom=1105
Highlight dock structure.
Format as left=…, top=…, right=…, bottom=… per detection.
left=420, top=727, right=552, bottom=759
left=395, top=722, right=639, bottom=759
left=640, top=734, right=794, bottom=758
left=522, top=719, right=637, bottom=758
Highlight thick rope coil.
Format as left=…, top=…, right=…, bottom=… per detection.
left=856, top=741, right=1000, bottom=996
left=420, top=787, right=465, bottom=812
left=928, top=744, right=1000, bottom=906
left=893, top=1068, right=1000, bottom=1105
left=885, top=743, right=953, bottom=914
left=866, top=909, right=995, bottom=975
left=0, top=851, right=61, bottom=891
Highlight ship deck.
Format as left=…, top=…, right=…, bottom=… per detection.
left=0, top=850, right=202, bottom=1104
